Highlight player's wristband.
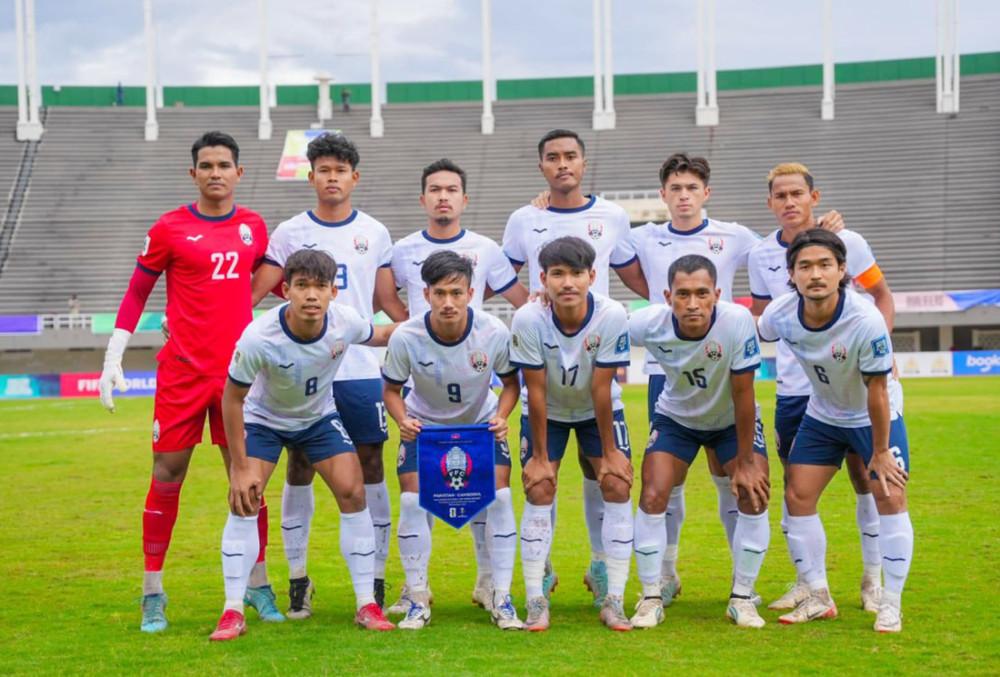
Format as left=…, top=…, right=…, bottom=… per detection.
left=104, top=328, right=132, bottom=365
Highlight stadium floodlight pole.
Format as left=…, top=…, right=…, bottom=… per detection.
left=21, top=0, right=43, bottom=140
left=952, top=0, right=960, bottom=112
left=821, top=0, right=834, bottom=120
left=481, top=0, right=494, bottom=135
left=257, top=0, right=272, bottom=140
left=695, top=0, right=718, bottom=126
left=591, top=0, right=605, bottom=129
left=601, top=0, right=616, bottom=129
left=369, top=0, right=384, bottom=138
left=937, top=0, right=960, bottom=114
left=14, top=0, right=30, bottom=139
left=143, top=0, right=159, bottom=141
left=315, top=72, right=332, bottom=122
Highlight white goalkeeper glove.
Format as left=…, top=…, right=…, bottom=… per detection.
left=99, top=328, right=132, bottom=412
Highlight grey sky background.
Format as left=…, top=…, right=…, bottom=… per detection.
left=0, top=1, right=997, bottom=87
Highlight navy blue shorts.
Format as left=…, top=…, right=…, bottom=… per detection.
left=245, top=413, right=356, bottom=465
left=647, top=374, right=666, bottom=424
left=774, top=395, right=810, bottom=460
left=332, top=378, right=388, bottom=445
left=645, top=413, right=767, bottom=465
left=519, top=409, right=631, bottom=465
left=790, top=414, right=910, bottom=476
left=396, top=436, right=511, bottom=475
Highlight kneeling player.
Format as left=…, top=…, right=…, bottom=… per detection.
left=629, top=255, right=770, bottom=628
left=211, top=250, right=397, bottom=640
left=758, top=229, right=913, bottom=633
left=511, top=236, right=634, bottom=632
left=382, top=251, right=524, bottom=630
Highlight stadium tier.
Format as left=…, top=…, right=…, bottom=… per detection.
left=0, top=75, right=997, bottom=314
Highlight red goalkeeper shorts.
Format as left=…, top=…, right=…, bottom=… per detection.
left=151, top=360, right=227, bottom=452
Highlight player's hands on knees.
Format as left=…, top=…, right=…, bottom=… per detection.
left=98, top=359, right=128, bottom=413
left=522, top=457, right=556, bottom=492
left=487, top=415, right=508, bottom=441
left=598, top=448, right=634, bottom=488
left=731, top=458, right=770, bottom=512
left=398, top=417, right=423, bottom=442
left=868, top=449, right=908, bottom=498
left=229, top=466, right=261, bottom=517
left=816, top=210, right=844, bottom=233
left=530, top=190, right=551, bottom=210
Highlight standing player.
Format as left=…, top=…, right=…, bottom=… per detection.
left=503, top=129, right=647, bottom=607
left=628, top=255, right=770, bottom=629
left=749, top=163, right=898, bottom=613
left=250, top=133, right=408, bottom=617
left=212, top=249, right=397, bottom=640
left=389, top=159, right=528, bottom=610
left=98, top=131, right=282, bottom=632
left=757, top=229, right=912, bottom=633
left=511, top=236, right=634, bottom=632
left=382, top=251, right=524, bottom=630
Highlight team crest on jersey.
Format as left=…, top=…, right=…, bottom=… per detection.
left=831, top=343, right=848, bottom=363
left=353, top=235, right=369, bottom=254
left=442, top=446, right=473, bottom=490
left=587, top=222, right=604, bottom=240
left=152, top=419, right=160, bottom=443
left=330, top=340, right=347, bottom=361
left=469, top=351, right=489, bottom=373
left=704, top=340, right=723, bottom=362
left=707, top=237, right=724, bottom=255
left=239, top=223, right=253, bottom=246
left=584, top=334, right=602, bottom=354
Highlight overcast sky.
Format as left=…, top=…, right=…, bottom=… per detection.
left=0, top=1, right=997, bottom=87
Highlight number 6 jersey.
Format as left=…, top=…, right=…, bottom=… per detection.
left=228, top=303, right=373, bottom=431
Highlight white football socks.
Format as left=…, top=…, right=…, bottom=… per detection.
left=787, top=513, right=828, bottom=591
left=281, top=482, right=313, bottom=580
left=601, top=500, right=633, bottom=597
left=732, top=510, right=770, bottom=597
left=521, top=502, right=553, bottom=599
left=365, top=481, right=392, bottom=580
left=397, top=492, right=431, bottom=593
left=662, top=484, right=685, bottom=579
left=856, top=492, right=882, bottom=579
left=470, top=510, right=493, bottom=579
left=879, top=511, right=913, bottom=595
left=487, top=488, right=517, bottom=599
left=634, top=507, right=666, bottom=597
left=221, top=512, right=260, bottom=612
left=712, top=474, right=738, bottom=553
left=340, top=508, right=377, bottom=609
left=583, top=478, right=606, bottom=562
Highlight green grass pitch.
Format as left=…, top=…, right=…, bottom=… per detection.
left=1, top=378, right=998, bottom=675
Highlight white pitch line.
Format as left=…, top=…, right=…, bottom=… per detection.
left=0, top=426, right=145, bottom=440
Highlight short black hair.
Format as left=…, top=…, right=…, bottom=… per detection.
left=538, top=236, right=595, bottom=272
left=421, top=250, right=473, bottom=287
left=659, top=152, right=710, bottom=186
left=191, top=131, right=239, bottom=166
left=668, top=254, right=717, bottom=288
left=421, top=158, right=467, bottom=193
left=307, top=133, right=360, bottom=170
left=538, top=129, right=585, bottom=158
left=786, top=228, right=848, bottom=290
left=284, top=249, right=338, bottom=285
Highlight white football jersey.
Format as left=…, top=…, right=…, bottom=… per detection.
left=264, top=209, right=392, bottom=381
left=229, top=304, right=374, bottom=431
left=382, top=308, right=515, bottom=425
left=757, top=289, right=894, bottom=428
left=630, top=301, right=761, bottom=431
left=502, top=195, right=636, bottom=296
left=390, top=229, right=518, bottom=316
left=630, top=218, right=760, bottom=375
left=510, top=292, right=630, bottom=422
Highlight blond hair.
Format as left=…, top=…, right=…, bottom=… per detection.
left=767, top=163, right=814, bottom=191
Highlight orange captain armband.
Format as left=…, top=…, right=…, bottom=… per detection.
left=855, top=264, right=884, bottom=290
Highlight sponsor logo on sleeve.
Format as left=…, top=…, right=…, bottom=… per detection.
left=871, top=335, right=890, bottom=358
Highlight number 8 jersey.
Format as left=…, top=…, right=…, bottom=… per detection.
left=510, top=293, right=630, bottom=422
left=757, top=289, right=894, bottom=428
left=228, top=303, right=374, bottom=431
left=629, top=300, right=761, bottom=431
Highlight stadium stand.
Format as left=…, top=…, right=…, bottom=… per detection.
left=0, top=75, right=997, bottom=314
